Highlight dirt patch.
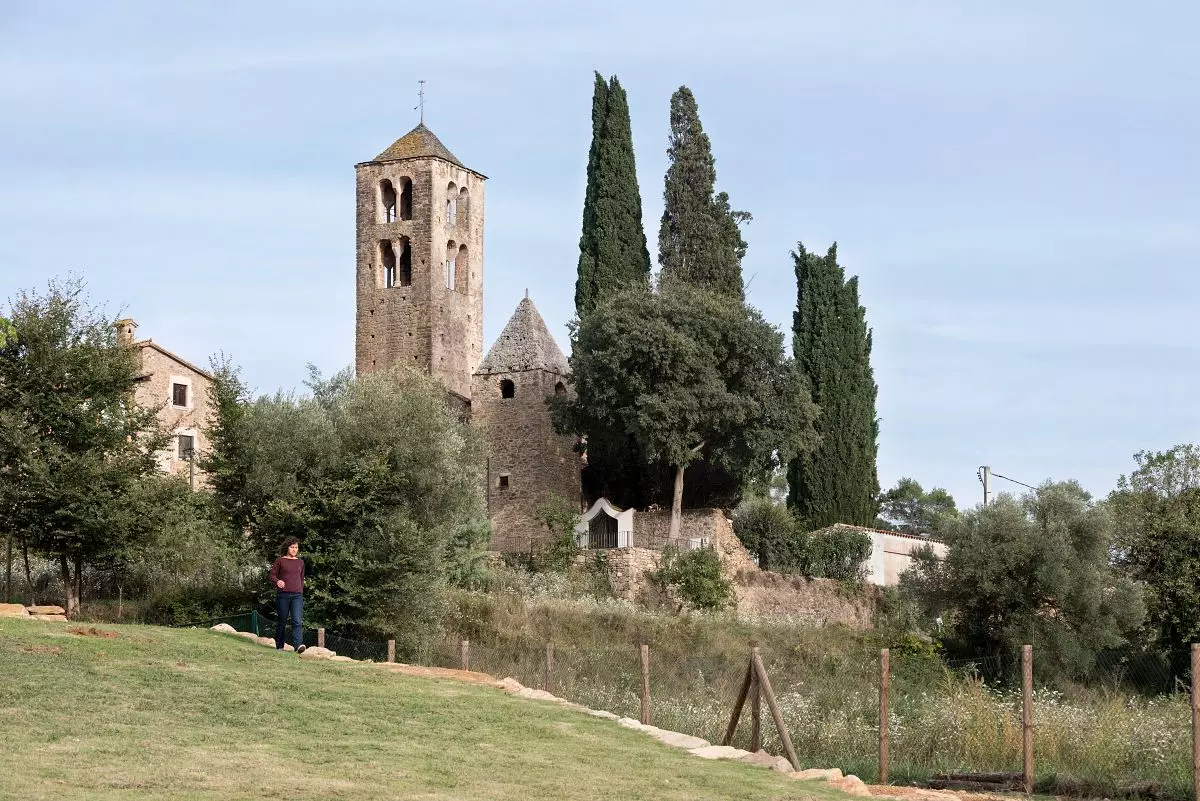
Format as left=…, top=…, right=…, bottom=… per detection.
left=378, top=662, right=497, bottom=685
left=67, top=626, right=119, bottom=638
left=19, top=645, right=61, bottom=655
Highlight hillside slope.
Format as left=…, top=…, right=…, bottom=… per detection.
left=0, top=619, right=842, bottom=801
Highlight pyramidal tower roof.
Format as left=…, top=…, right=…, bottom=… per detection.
left=370, top=123, right=466, bottom=168
left=476, top=296, right=569, bottom=376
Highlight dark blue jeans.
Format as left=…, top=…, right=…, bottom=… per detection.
left=275, top=592, right=303, bottom=650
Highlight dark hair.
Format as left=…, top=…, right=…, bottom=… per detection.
left=279, top=536, right=300, bottom=556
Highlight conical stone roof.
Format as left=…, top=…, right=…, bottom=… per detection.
left=371, top=123, right=465, bottom=167
left=476, top=297, right=569, bottom=376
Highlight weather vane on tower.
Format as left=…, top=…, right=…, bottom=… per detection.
left=415, top=80, right=426, bottom=124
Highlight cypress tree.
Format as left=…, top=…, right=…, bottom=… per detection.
left=657, top=86, right=748, bottom=299
left=787, top=242, right=880, bottom=529
left=575, top=73, right=650, bottom=317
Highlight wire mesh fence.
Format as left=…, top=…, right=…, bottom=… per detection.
left=189, top=609, right=1197, bottom=800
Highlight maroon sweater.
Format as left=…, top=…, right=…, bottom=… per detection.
left=269, top=557, right=305, bottom=594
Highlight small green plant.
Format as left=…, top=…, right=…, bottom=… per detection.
left=444, top=519, right=492, bottom=589
left=530, top=495, right=582, bottom=573
left=648, top=545, right=734, bottom=612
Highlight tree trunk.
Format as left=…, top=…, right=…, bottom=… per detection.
left=75, top=555, right=83, bottom=615
left=669, top=464, right=685, bottom=540
left=59, top=554, right=78, bottom=618
left=4, top=532, right=11, bottom=604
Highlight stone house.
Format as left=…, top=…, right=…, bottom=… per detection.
left=117, top=319, right=213, bottom=488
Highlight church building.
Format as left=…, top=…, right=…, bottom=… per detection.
left=353, top=123, right=581, bottom=552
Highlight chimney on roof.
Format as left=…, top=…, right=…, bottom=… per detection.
left=115, top=318, right=138, bottom=345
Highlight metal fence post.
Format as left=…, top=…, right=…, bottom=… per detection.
left=250, top=609, right=258, bottom=635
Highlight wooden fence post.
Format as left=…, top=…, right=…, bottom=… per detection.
left=545, top=642, right=555, bottom=692
left=751, top=647, right=801, bottom=771
left=750, top=670, right=761, bottom=752
left=387, top=639, right=395, bottom=664
left=640, top=644, right=651, bottom=725
left=721, top=658, right=754, bottom=746
left=317, top=627, right=325, bottom=649
left=460, top=638, right=470, bottom=671
left=1191, top=644, right=1199, bottom=801
left=1022, top=644, right=1034, bottom=794
left=879, top=647, right=890, bottom=784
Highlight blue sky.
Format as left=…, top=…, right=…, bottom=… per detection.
left=2, top=1, right=1197, bottom=510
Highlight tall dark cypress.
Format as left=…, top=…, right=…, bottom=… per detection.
left=787, top=242, right=880, bottom=528
left=657, top=86, right=748, bottom=299
left=575, top=74, right=650, bottom=317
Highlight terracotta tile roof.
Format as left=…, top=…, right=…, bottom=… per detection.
left=134, top=339, right=214, bottom=381
left=805, top=522, right=947, bottom=546
left=370, top=123, right=465, bottom=168
left=475, top=296, right=569, bottom=376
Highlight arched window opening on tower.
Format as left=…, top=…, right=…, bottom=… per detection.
left=456, top=245, right=468, bottom=293
left=380, top=180, right=397, bottom=223
left=554, top=381, right=566, bottom=397
left=458, top=186, right=469, bottom=226
left=500, top=379, right=515, bottom=399
left=444, top=241, right=457, bottom=290
left=446, top=182, right=458, bottom=226
left=380, top=240, right=397, bottom=288
left=398, top=178, right=413, bottom=220
left=397, top=237, right=412, bottom=287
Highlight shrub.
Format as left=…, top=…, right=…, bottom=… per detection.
left=800, top=525, right=871, bottom=582
left=648, top=545, right=734, bottom=612
left=732, top=496, right=798, bottom=571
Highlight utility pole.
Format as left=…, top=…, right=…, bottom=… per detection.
left=978, top=465, right=992, bottom=506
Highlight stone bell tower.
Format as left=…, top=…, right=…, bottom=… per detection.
left=354, top=123, right=486, bottom=401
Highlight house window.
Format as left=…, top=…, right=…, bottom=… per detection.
left=177, top=434, right=195, bottom=460
left=498, top=474, right=510, bottom=490
left=171, top=382, right=189, bottom=407
left=500, top=379, right=515, bottom=399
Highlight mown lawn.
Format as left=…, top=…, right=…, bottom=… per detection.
left=0, top=618, right=844, bottom=801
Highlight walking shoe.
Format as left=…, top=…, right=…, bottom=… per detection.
left=296, top=644, right=307, bottom=655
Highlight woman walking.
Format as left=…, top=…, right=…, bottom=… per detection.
left=268, top=536, right=307, bottom=654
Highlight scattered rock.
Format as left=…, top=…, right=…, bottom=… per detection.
left=617, top=717, right=652, bottom=732
left=586, top=710, right=619, bottom=720
left=515, top=687, right=560, bottom=702
left=495, top=677, right=524, bottom=693
left=791, top=768, right=843, bottom=781
left=210, top=623, right=237, bottom=634
left=0, top=604, right=30, bottom=618
left=27, top=605, right=66, bottom=615
left=649, top=729, right=709, bottom=750
left=235, top=631, right=259, bottom=640
left=830, top=774, right=872, bottom=796
left=688, top=745, right=750, bottom=760
left=739, top=750, right=793, bottom=772
left=31, top=614, right=68, bottom=622
left=255, top=636, right=276, bottom=648
left=298, top=646, right=336, bottom=660
left=283, top=644, right=294, bottom=652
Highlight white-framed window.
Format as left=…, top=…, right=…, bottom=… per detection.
left=169, top=376, right=193, bottom=410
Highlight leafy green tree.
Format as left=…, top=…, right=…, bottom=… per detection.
left=556, top=283, right=818, bottom=539
left=732, top=495, right=798, bottom=571
left=649, top=545, right=734, bottom=612
left=797, top=526, right=872, bottom=582
left=788, top=242, right=879, bottom=529
left=206, top=365, right=487, bottom=652
left=575, top=73, right=651, bottom=317
left=657, top=86, right=750, bottom=299
left=877, top=477, right=958, bottom=536
left=1109, top=445, right=1200, bottom=670
left=0, top=279, right=166, bottom=616
left=902, top=482, right=1144, bottom=677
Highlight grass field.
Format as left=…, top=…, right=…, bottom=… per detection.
left=0, top=618, right=846, bottom=801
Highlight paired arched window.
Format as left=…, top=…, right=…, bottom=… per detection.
left=500, top=378, right=515, bottom=399
left=444, top=240, right=457, bottom=290
left=380, top=180, right=397, bottom=223
left=457, top=186, right=469, bottom=227
left=398, top=178, right=413, bottom=220
left=456, top=245, right=468, bottom=293
left=446, top=182, right=458, bottom=226
left=381, top=238, right=411, bottom=288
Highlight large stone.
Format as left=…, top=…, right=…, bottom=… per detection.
left=515, top=687, right=560, bottom=702
left=329, top=655, right=356, bottom=662
left=236, top=631, right=259, bottom=640
left=829, top=774, right=871, bottom=796
left=210, top=623, right=237, bottom=634
left=31, top=614, right=68, bottom=622
left=254, top=636, right=276, bottom=648
left=586, top=710, right=619, bottom=721
left=791, top=768, right=843, bottom=781
left=688, top=745, right=750, bottom=760
left=495, top=677, right=524, bottom=694
left=650, top=729, right=709, bottom=750
left=27, top=605, right=66, bottom=615
left=298, top=646, right=336, bottom=660
left=0, top=604, right=29, bottom=618
left=739, top=750, right=793, bottom=773
left=617, top=717, right=652, bottom=732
